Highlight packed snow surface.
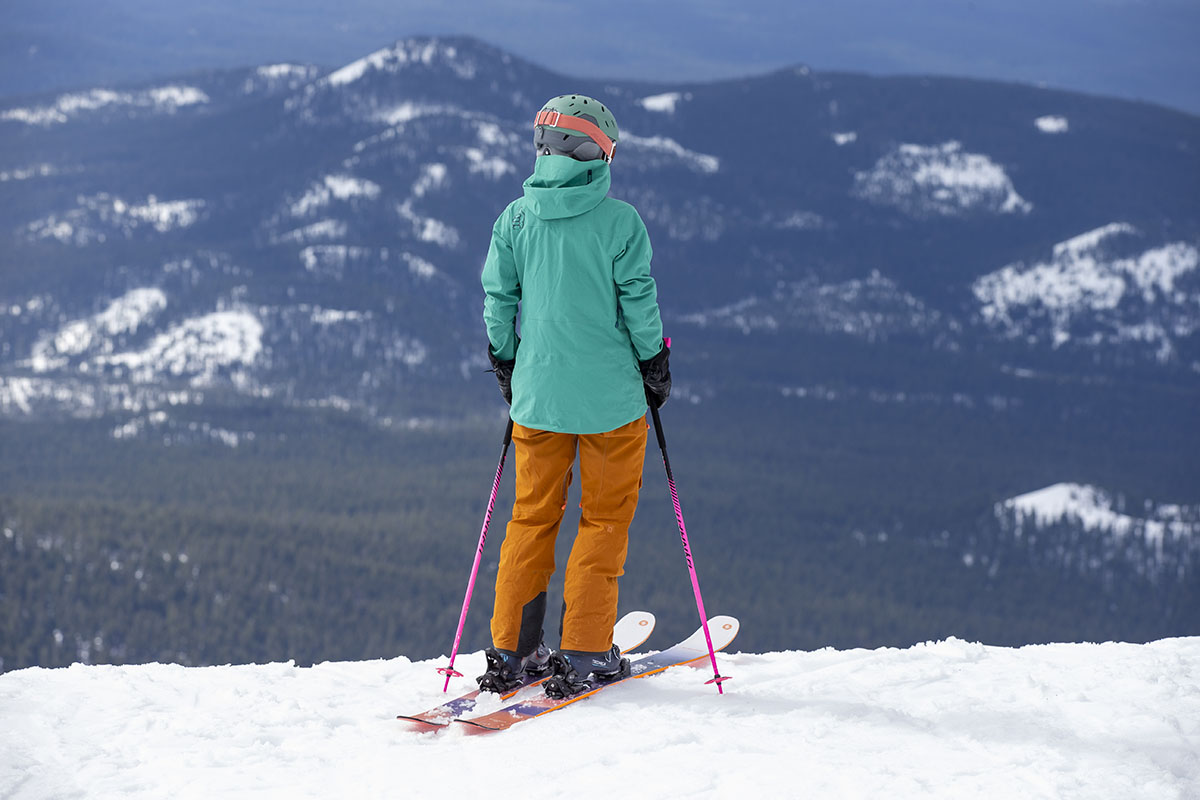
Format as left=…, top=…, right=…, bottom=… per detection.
left=2, top=638, right=1197, bottom=799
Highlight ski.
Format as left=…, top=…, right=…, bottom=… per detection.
left=397, top=610, right=655, bottom=730
left=455, top=615, right=739, bottom=733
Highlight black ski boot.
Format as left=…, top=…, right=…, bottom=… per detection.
left=543, top=644, right=631, bottom=699
left=476, top=641, right=552, bottom=694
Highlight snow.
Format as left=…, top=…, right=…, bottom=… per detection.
left=411, top=163, right=447, bottom=198
left=324, top=40, right=475, bottom=88
left=100, top=311, right=264, bottom=385
left=23, top=194, right=205, bottom=245
left=299, top=246, right=373, bottom=279
left=463, top=148, right=516, bottom=179
left=638, top=92, right=689, bottom=113
left=289, top=176, right=381, bottom=217
left=28, top=288, right=167, bottom=370
left=0, top=163, right=58, bottom=182
left=1001, top=483, right=1198, bottom=549
left=257, top=65, right=313, bottom=80
left=679, top=271, right=945, bottom=341
left=1, top=86, right=208, bottom=126
left=854, top=141, right=1032, bottom=217
left=973, top=222, right=1200, bottom=356
left=276, top=219, right=348, bottom=244
left=833, top=131, right=858, bottom=145
left=1, top=638, right=1198, bottom=799
left=1036, top=115, right=1070, bottom=134
left=396, top=201, right=461, bottom=248
left=402, top=252, right=439, bottom=279
left=622, top=133, right=720, bottom=173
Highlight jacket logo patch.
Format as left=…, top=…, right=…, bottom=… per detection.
left=512, top=209, right=525, bottom=230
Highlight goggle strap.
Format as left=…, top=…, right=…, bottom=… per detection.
left=534, top=109, right=616, bottom=162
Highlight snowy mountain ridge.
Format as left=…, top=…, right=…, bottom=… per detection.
left=1, top=637, right=1197, bottom=799
left=974, top=223, right=1200, bottom=361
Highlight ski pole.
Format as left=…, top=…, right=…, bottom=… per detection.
left=648, top=389, right=730, bottom=694
left=437, top=416, right=515, bottom=691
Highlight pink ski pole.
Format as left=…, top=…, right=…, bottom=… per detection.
left=437, top=417, right=514, bottom=691
left=647, top=356, right=730, bottom=693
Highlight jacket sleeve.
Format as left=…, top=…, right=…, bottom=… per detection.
left=481, top=208, right=521, bottom=361
left=613, top=210, right=664, bottom=362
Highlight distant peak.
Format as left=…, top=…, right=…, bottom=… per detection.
left=323, top=36, right=511, bottom=88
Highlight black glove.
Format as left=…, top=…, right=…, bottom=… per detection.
left=639, top=341, right=671, bottom=409
left=487, top=348, right=515, bottom=405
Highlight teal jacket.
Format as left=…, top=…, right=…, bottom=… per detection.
left=482, top=156, right=664, bottom=434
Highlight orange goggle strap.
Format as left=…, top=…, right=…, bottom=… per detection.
left=534, top=109, right=616, bottom=162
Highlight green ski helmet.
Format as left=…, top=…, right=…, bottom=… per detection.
left=534, top=94, right=619, bottom=162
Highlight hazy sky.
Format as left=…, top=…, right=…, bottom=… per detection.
left=5, top=0, right=1199, bottom=113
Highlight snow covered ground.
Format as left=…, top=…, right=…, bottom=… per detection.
left=2, top=637, right=1197, bottom=799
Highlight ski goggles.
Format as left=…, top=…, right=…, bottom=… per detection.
left=534, top=110, right=616, bottom=162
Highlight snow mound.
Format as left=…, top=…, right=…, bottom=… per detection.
left=1, top=639, right=1197, bottom=799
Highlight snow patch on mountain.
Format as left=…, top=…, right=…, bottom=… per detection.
left=0, top=377, right=201, bottom=420
left=242, top=64, right=320, bottom=95
left=463, top=148, right=516, bottom=179
left=973, top=223, right=1200, bottom=360
left=289, top=176, right=381, bottom=217
left=401, top=253, right=439, bottom=279
left=412, top=164, right=447, bottom=198
left=299, top=246, right=373, bottom=280
left=782, top=383, right=1020, bottom=412
left=325, top=40, right=478, bottom=88
left=374, top=101, right=454, bottom=127
left=112, top=411, right=255, bottom=447
left=23, top=195, right=205, bottom=245
left=276, top=220, right=349, bottom=245
left=679, top=271, right=953, bottom=342
left=622, top=133, right=720, bottom=173
left=396, top=201, right=460, bottom=248
left=28, top=289, right=167, bottom=372
left=99, top=311, right=264, bottom=385
left=1, top=86, right=209, bottom=126
left=1001, top=483, right=1199, bottom=549
left=638, top=92, right=690, bottom=113
left=832, top=131, right=858, bottom=146
left=853, top=141, right=1032, bottom=217
left=0, top=163, right=59, bottom=182
left=2, top=640, right=1198, bottom=799
left=1035, top=115, right=1069, bottom=134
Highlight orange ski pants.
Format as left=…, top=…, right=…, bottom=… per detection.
left=491, top=417, right=647, bottom=655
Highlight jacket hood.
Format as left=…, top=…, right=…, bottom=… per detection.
left=522, top=156, right=611, bottom=220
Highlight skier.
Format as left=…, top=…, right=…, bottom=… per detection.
left=478, top=94, right=671, bottom=698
